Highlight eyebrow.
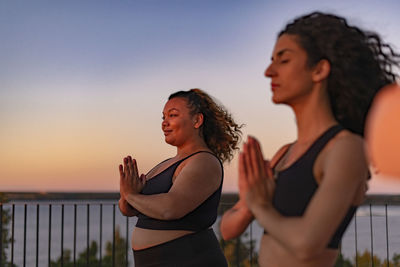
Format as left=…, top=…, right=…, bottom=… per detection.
left=162, top=108, right=179, bottom=114
left=271, top=48, right=294, bottom=61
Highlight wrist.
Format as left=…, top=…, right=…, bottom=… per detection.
left=251, top=201, right=273, bottom=217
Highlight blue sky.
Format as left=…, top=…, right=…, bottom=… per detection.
left=1, top=0, right=400, bottom=192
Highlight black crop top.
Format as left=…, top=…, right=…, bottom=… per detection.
left=271, top=125, right=357, bottom=249
left=135, top=151, right=223, bottom=231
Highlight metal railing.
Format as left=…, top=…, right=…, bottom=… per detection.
left=1, top=193, right=399, bottom=267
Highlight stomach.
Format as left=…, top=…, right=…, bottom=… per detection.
left=258, top=234, right=338, bottom=267
left=131, top=226, right=195, bottom=250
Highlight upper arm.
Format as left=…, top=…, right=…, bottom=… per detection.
left=165, top=153, right=222, bottom=218
left=302, top=135, right=369, bottom=246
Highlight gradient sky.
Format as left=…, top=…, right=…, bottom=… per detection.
left=1, top=0, right=400, bottom=193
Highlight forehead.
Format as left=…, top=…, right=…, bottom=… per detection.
left=272, top=34, right=304, bottom=57
left=163, top=97, right=190, bottom=112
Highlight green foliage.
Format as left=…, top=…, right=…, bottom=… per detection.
left=335, top=254, right=353, bottom=267
left=50, top=226, right=128, bottom=267
left=1, top=193, right=16, bottom=267
left=220, top=232, right=258, bottom=267
left=334, top=250, right=400, bottom=267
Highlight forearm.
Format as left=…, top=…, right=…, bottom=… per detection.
left=252, top=204, right=324, bottom=260
left=220, top=201, right=254, bottom=240
left=118, top=198, right=139, bottom=217
left=125, top=192, right=178, bottom=220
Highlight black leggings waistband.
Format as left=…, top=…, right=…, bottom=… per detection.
left=133, top=228, right=227, bottom=267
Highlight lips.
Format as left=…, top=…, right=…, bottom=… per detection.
left=271, top=83, right=280, bottom=91
left=163, top=130, right=172, bottom=136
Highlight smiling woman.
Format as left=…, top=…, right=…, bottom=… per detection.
left=118, top=88, right=242, bottom=266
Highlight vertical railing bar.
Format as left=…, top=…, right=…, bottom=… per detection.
left=100, top=203, right=103, bottom=267
left=249, top=222, right=253, bottom=267
left=36, top=204, right=39, bottom=267
left=112, top=204, right=116, bottom=267
left=23, top=204, right=27, bottom=267
left=48, top=204, right=52, bottom=267
left=11, top=204, right=15, bottom=267
left=355, top=211, right=358, bottom=267
left=126, top=215, right=129, bottom=267
left=0, top=203, right=3, bottom=267
left=370, top=204, right=374, bottom=267
left=61, top=204, right=64, bottom=267
left=385, top=204, right=389, bottom=267
left=235, top=236, right=239, bottom=267
left=87, top=204, right=90, bottom=267
left=74, top=204, right=77, bottom=267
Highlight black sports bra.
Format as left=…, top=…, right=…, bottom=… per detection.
left=135, top=151, right=223, bottom=231
left=270, top=125, right=357, bottom=249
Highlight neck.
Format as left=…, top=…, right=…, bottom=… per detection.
left=175, top=137, right=209, bottom=159
left=290, top=86, right=337, bottom=144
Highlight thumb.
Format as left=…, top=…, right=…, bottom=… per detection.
left=264, top=160, right=274, bottom=178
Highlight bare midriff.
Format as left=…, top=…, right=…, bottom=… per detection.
left=131, top=227, right=195, bottom=250
left=258, top=234, right=338, bottom=267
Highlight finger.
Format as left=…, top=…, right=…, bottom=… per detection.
left=238, top=152, right=248, bottom=182
left=252, top=137, right=266, bottom=172
left=124, top=157, right=131, bottom=176
left=238, top=152, right=246, bottom=177
left=247, top=138, right=263, bottom=179
left=119, top=164, right=124, bottom=179
left=264, top=160, right=274, bottom=179
left=140, top=174, right=147, bottom=186
left=133, top=159, right=139, bottom=178
left=243, top=142, right=254, bottom=183
left=128, top=156, right=134, bottom=176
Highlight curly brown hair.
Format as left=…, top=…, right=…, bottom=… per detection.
left=169, top=89, right=243, bottom=163
left=279, top=12, right=400, bottom=136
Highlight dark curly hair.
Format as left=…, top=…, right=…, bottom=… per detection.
left=169, top=89, right=243, bottom=163
left=279, top=12, right=400, bottom=136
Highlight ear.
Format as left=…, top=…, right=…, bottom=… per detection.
left=312, top=59, right=330, bottom=83
left=193, top=113, right=204, bottom=129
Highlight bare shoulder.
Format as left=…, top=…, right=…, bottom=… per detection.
left=184, top=151, right=221, bottom=169
left=174, top=151, right=222, bottom=182
left=323, top=130, right=368, bottom=177
left=330, top=131, right=365, bottom=156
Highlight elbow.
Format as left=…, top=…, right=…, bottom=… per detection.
left=220, top=229, right=235, bottom=241
left=220, top=221, right=237, bottom=240
left=160, top=207, right=186, bottom=220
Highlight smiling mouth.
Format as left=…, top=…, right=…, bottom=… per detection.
left=163, top=130, right=172, bottom=136
left=271, top=83, right=280, bottom=91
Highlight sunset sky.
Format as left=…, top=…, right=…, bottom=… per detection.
left=1, top=0, right=400, bottom=193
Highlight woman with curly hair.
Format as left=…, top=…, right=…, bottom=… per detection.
left=221, top=12, right=400, bottom=266
left=119, top=88, right=242, bottom=266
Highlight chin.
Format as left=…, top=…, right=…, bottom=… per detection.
left=164, top=137, right=177, bottom=146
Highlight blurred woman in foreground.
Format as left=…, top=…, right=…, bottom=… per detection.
left=221, top=12, right=400, bottom=267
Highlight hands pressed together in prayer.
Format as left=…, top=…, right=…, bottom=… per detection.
left=239, top=136, right=275, bottom=214
left=119, top=156, right=146, bottom=199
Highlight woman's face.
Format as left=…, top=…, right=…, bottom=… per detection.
left=162, top=97, right=198, bottom=147
left=264, top=34, right=315, bottom=105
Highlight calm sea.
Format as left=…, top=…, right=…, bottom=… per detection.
left=2, top=201, right=400, bottom=266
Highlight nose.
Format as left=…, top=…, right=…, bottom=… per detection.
left=264, top=62, right=276, bottom=78
left=162, top=117, right=168, bottom=128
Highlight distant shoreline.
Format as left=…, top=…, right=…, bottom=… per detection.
left=2, top=192, right=400, bottom=205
